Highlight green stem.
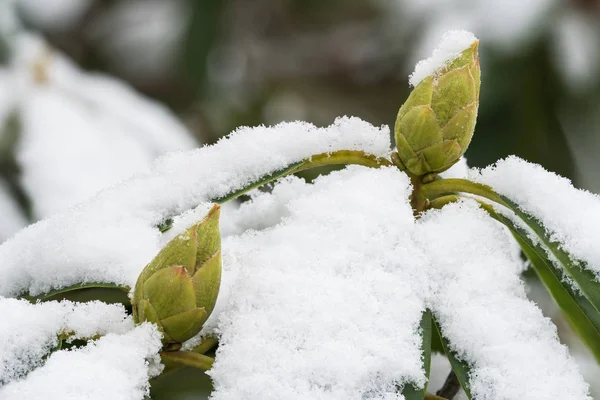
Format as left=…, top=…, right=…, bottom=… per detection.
left=420, top=178, right=505, bottom=207
left=190, top=336, right=219, bottom=354
left=428, top=195, right=459, bottom=210
left=214, top=150, right=391, bottom=204
left=159, top=150, right=391, bottom=232
left=160, top=351, right=214, bottom=371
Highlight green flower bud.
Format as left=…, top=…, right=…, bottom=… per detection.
left=132, top=204, right=222, bottom=345
left=395, top=40, right=480, bottom=176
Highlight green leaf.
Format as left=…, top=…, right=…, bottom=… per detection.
left=479, top=203, right=600, bottom=362
left=433, top=317, right=472, bottom=399
left=402, top=309, right=432, bottom=400
left=22, top=282, right=130, bottom=304
left=421, top=178, right=600, bottom=362
left=500, top=196, right=600, bottom=312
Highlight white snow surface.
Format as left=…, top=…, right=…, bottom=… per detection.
left=208, top=167, right=429, bottom=400
left=471, top=156, right=600, bottom=277
left=409, top=30, right=477, bottom=87
left=0, top=116, right=391, bottom=297
left=418, top=201, right=590, bottom=399
left=0, top=298, right=132, bottom=385
left=11, top=34, right=197, bottom=218
left=0, top=323, right=163, bottom=400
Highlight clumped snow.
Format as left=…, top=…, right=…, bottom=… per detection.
left=472, top=156, right=600, bottom=277
left=0, top=116, right=391, bottom=298
left=208, top=167, right=429, bottom=400
left=0, top=323, right=163, bottom=400
left=418, top=200, right=590, bottom=399
left=409, top=30, right=477, bottom=87
left=0, top=298, right=132, bottom=385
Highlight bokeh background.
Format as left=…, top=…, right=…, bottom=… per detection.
left=0, top=0, right=599, bottom=398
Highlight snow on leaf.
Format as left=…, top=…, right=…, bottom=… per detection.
left=0, top=323, right=163, bottom=400
left=471, top=156, right=600, bottom=278
left=0, top=298, right=132, bottom=385
left=418, top=200, right=591, bottom=399
left=207, top=167, right=429, bottom=400
left=0, top=115, right=390, bottom=298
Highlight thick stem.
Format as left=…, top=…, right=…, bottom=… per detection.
left=160, top=351, right=215, bottom=371
left=190, top=336, right=219, bottom=355
left=420, top=178, right=505, bottom=207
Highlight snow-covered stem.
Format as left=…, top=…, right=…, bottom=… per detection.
left=213, top=150, right=392, bottom=204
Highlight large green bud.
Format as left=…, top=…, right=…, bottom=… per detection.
left=132, top=204, right=222, bottom=345
left=394, top=40, right=480, bottom=177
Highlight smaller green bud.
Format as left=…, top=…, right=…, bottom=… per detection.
left=132, top=204, right=222, bottom=345
left=395, top=39, right=480, bottom=177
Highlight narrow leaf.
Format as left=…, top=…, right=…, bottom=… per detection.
left=480, top=204, right=600, bottom=362
left=402, top=309, right=433, bottom=400
left=433, top=317, right=472, bottom=399
left=500, top=196, right=600, bottom=312
left=22, top=282, right=130, bottom=304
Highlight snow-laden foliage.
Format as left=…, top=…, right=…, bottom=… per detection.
left=0, top=298, right=132, bottom=385
left=419, top=201, right=590, bottom=399
left=209, top=167, right=428, bottom=400
left=472, top=156, right=600, bottom=276
left=0, top=323, right=163, bottom=400
left=0, top=115, right=389, bottom=298
left=1, top=27, right=599, bottom=400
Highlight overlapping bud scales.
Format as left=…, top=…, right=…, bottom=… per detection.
left=395, top=40, right=480, bottom=176
left=132, top=204, right=222, bottom=345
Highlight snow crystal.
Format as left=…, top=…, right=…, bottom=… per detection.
left=471, top=156, right=600, bottom=277
left=0, top=323, right=163, bottom=400
left=208, top=167, right=429, bottom=400
left=418, top=200, right=590, bottom=399
left=409, top=30, right=477, bottom=87
left=12, top=34, right=196, bottom=219
left=0, top=116, right=390, bottom=297
left=0, top=298, right=132, bottom=385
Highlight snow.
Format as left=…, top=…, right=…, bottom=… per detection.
left=0, top=116, right=391, bottom=298
left=408, top=30, right=477, bottom=87
left=419, top=200, right=590, bottom=399
left=10, top=34, right=196, bottom=219
left=471, top=156, right=600, bottom=277
left=0, top=323, right=163, bottom=400
left=208, top=166, right=429, bottom=400
left=0, top=298, right=132, bottom=385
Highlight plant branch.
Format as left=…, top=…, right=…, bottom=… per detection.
left=420, top=178, right=505, bottom=207
left=436, top=370, right=461, bottom=399
left=160, top=351, right=214, bottom=371
left=190, top=336, right=219, bottom=354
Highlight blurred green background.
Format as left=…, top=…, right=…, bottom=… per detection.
left=1, top=0, right=600, bottom=398
left=9, top=0, right=600, bottom=186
